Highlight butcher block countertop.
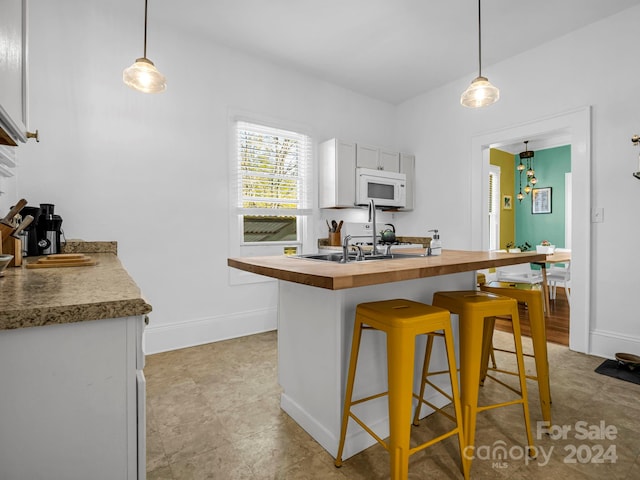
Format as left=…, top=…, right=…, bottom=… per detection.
left=228, top=249, right=547, bottom=290
left=0, top=251, right=152, bottom=331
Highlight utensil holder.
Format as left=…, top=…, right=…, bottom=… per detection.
left=328, top=231, right=341, bottom=246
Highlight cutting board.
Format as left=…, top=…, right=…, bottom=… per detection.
left=26, top=254, right=98, bottom=269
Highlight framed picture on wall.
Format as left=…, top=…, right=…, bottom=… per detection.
left=502, top=195, right=512, bottom=210
left=532, top=187, right=552, bottom=214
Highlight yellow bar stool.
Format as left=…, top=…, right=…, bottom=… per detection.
left=479, top=281, right=552, bottom=425
left=430, top=291, right=536, bottom=474
left=334, top=299, right=469, bottom=480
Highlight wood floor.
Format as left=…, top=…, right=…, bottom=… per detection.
left=495, top=286, right=570, bottom=345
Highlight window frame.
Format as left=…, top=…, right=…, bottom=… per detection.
left=228, top=111, right=314, bottom=285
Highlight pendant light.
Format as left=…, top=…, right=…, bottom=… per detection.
left=123, top=0, right=166, bottom=93
left=519, top=141, right=535, bottom=196
left=517, top=168, right=524, bottom=201
left=460, top=0, right=499, bottom=108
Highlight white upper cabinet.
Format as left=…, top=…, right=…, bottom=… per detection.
left=319, top=138, right=415, bottom=209
left=319, top=138, right=357, bottom=208
left=399, top=153, right=415, bottom=211
left=0, top=0, right=29, bottom=146
left=356, top=144, right=400, bottom=172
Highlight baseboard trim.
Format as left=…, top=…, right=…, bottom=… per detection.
left=590, top=329, right=640, bottom=359
left=143, top=307, right=277, bottom=354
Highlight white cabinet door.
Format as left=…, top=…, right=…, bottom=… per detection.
left=355, top=144, right=379, bottom=170
left=319, top=138, right=356, bottom=208
left=356, top=144, right=399, bottom=172
left=0, top=0, right=28, bottom=145
left=379, top=149, right=400, bottom=172
left=399, top=153, right=415, bottom=211
left=0, top=316, right=143, bottom=480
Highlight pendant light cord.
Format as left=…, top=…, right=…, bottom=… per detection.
left=143, top=0, right=148, bottom=59
left=477, top=0, right=482, bottom=77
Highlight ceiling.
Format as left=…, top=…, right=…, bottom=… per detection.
left=153, top=0, right=640, bottom=105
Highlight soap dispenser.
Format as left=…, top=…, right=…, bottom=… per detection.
left=428, top=229, right=442, bottom=256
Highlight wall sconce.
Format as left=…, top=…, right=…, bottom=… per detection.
left=123, top=0, right=166, bottom=93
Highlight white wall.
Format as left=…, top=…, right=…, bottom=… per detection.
left=11, top=2, right=640, bottom=358
left=394, top=6, right=640, bottom=357
left=14, top=0, right=396, bottom=353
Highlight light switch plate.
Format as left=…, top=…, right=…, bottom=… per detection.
left=591, top=207, right=604, bottom=223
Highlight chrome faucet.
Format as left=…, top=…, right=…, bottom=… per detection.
left=341, top=235, right=352, bottom=263
left=368, top=199, right=379, bottom=255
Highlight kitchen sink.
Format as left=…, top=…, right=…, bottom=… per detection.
left=295, top=253, right=350, bottom=262
left=294, top=252, right=426, bottom=263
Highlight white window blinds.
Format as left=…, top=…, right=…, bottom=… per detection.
left=236, top=121, right=312, bottom=216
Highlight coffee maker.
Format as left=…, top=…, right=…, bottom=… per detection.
left=36, top=203, right=63, bottom=255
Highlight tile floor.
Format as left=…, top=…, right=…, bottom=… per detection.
left=145, top=330, right=640, bottom=479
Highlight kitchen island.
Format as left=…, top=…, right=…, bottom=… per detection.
left=0, top=249, right=152, bottom=480
left=228, top=249, right=545, bottom=461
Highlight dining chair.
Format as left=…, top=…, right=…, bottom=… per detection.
left=495, top=261, right=544, bottom=285
left=547, top=262, right=571, bottom=304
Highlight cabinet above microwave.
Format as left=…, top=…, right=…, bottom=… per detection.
left=319, top=138, right=415, bottom=210
left=356, top=144, right=400, bottom=172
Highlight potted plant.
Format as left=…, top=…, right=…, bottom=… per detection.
left=536, top=240, right=556, bottom=254
left=506, top=241, right=531, bottom=253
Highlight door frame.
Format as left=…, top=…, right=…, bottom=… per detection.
left=470, top=106, right=591, bottom=353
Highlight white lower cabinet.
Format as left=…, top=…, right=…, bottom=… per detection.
left=0, top=315, right=146, bottom=480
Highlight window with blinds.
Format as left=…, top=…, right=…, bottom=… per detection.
left=236, top=121, right=311, bottom=245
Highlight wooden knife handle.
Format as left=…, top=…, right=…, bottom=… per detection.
left=1, top=198, right=27, bottom=225
left=11, top=215, right=33, bottom=237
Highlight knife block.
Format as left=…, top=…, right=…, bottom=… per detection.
left=2, top=235, right=22, bottom=267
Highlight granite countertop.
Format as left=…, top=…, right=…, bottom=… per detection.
left=0, top=245, right=152, bottom=331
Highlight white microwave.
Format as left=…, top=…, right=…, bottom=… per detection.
left=355, top=167, right=406, bottom=208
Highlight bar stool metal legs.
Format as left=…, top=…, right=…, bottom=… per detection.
left=334, top=299, right=468, bottom=480
left=480, top=281, right=552, bottom=424
left=431, top=290, right=536, bottom=474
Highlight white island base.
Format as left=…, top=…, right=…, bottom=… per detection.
left=277, top=271, right=474, bottom=460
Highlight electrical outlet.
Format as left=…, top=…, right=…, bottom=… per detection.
left=591, top=207, right=604, bottom=223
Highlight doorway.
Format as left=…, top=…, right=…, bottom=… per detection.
left=488, top=147, right=571, bottom=345
left=471, top=107, right=591, bottom=354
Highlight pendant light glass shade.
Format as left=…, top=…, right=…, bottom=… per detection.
left=123, top=57, right=166, bottom=93
left=460, top=0, right=499, bottom=108
left=460, top=76, right=500, bottom=108
left=123, top=0, right=166, bottom=93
